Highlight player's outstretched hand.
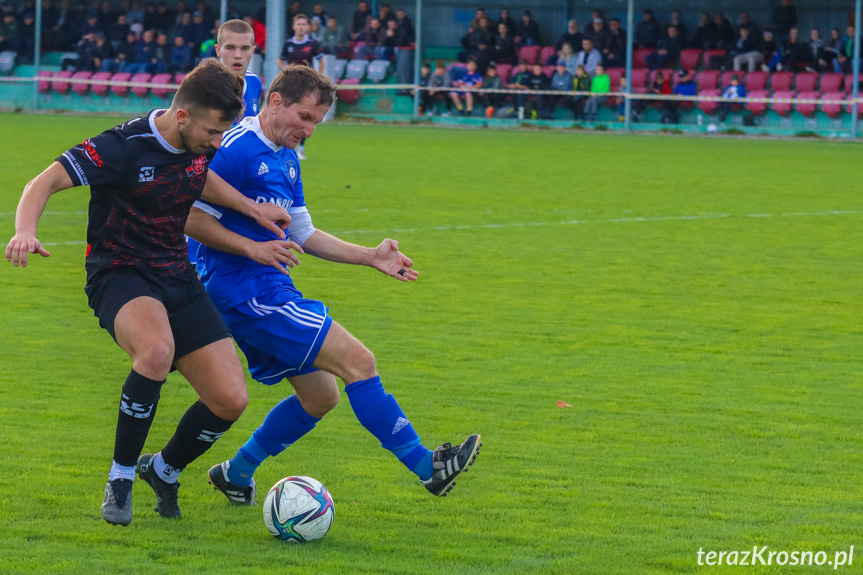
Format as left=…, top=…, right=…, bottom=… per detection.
left=5, top=234, right=51, bottom=268
left=249, top=202, right=292, bottom=239
left=373, top=238, right=418, bottom=282
left=246, top=239, right=304, bottom=275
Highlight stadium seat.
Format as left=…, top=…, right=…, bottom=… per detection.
left=352, top=41, right=366, bottom=59
left=37, top=70, right=53, bottom=93
left=606, top=67, right=623, bottom=91
left=702, top=49, right=726, bottom=68
left=110, top=72, right=132, bottom=96
left=697, top=89, right=721, bottom=115
left=541, top=65, right=555, bottom=78
left=679, top=49, right=702, bottom=70
left=771, top=90, right=795, bottom=116
left=539, top=46, right=557, bottom=65
left=328, top=58, right=347, bottom=80
left=131, top=73, right=152, bottom=97
left=345, top=59, right=369, bottom=80
left=671, top=70, right=695, bottom=88
left=745, top=90, right=770, bottom=115
left=496, top=63, right=512, bottom=84
left=0, top=50, right=16, bottom=74
left=518, top=45, right=541, bottom=64
left=90, top=71, right=112, bottom=96
left=744, top=71, right=768, bottom=91
left=51, top=70, right=73, bottom=94
left=337, top=77, right=360, bottom=104
left=366, top=59, right=390, bottom=83
left=820, top=73, right=843, bottom=93
left=795, top=91, right=820, bottom=117
left=846, top=97, right=863, bottom=117
left=696, top=70, right=720, bottom=90
left=770, top=71, right=793, bottom=91
left=173, top=73, right=186, bottom=85
left=71, top=71, right=93, bottom=95
left=844, top=73, right=862, bottom=93
left=630, top=68, right=649, bottom=90
left=794, top=72, right=818, bottom=92
left=446, top=63, right=466, bottom=83
left=821, top=92, right=845, bottom=117
left=633, top=48, right=650, bottom=69
left=650, top=68, right=674, bottom=86
left=150, top=73, right=174, bottom=97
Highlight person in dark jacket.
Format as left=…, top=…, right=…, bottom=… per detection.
left=515, top=10, right=541, bottom=46
left=494, top=21, right=516, bottom=63
left=714, top=13, right=735, bottom=50
left=781, top=27, right=810, bottom=71
left=635, top=10, right=660, bottom=48
left=773, top=0, right=797, bottom=43
left=645, top=25, right=683, bottom=70
left=556, top=19, right=582, bottom=52
left=602, top=18, right=626, bottom=68
left=692, top=12, right=717, bottom=50
left=496, top=8, right=516, bottom=38
left=350, top=0, right=371, bottom=41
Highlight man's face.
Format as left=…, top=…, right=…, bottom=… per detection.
left=174, top=35, right=184, bottom=46
left=294, top=17, right=309, bottom=36
left=740, top=13, right=750, bottom=24
left=643, top=12, right=652, bottom=22
left=396, top=10, right=404, bottom=20
left=314, top=4, right=322, bottom=14
left=582, top=39, right=593, bottom=52
left=358, top=2, right=367, bottom=12
left=532, top=64, right=541, bottom=75
left=178, top=107, right=235, bottom=155
left=269, top=93, right=330, bottom=149
left=522, top=14, right=530, bottom=24
left=369, top=18, right=380, bottom=30
left=327, top=18, right=337, bottom=30
left=181, top=12, right=190, bottom=24
left=790, top=28, right=798, bottom=41
left=810, top=29, right=819, bottom=41
left=498, top=23, right=506, bottom=35
left=610, top=20, right=619, bottom=31
left=668, top=26, right=678, bottom=38
left=157, top=33, right=167, bottom=45
left=143, top=29, right=154, bottom=42
left=568, top=22, right=577, bottom=33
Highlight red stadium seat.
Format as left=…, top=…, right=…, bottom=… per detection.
left=770, top=71, right=793, bottom=91
left=37, top=70, right=53, bottom=93
left=51, top=70, right=73, bottom=94
left=338, top=78, right=360, bottom=104
left=150, top=73, right=175, bottom=97
left=698, top=89, right=721, bottom=115
left=110, top=72, right=132, bottom=96
left=90, top=71, right=112, bottom=96
left=671, top=70, right=695, bottom=88
left=542, top=65, right=555, bottom=78
left=744, top=71, right=768, bottom=91
left=496, top=63, right=512, bottom=84
left=719, top=71, right=740, bottom=89
left=794, top=72, right=818, bottom=92
left=539, top=46, right=557, bottom=65
left=844, top=73, right=862, bottom=93
left=131, top=73, right=152, bottom=97
left=696, top=70, right=720, bottom=90
left=821, top=92, right=845, bottom=117
left=606, top=67, right=623, bottom=91
left=650, top=68, right=674, bottom=86
left=846, top=96, right=863, bottom=116
left=771, top=90, right=795, bottom=116
left=702, top=49, right=726, bottom=68
left=71, top=71, right=92, bottom=95
left=518, top=45, right=541, bottom=64
left=352, top=41, right=365, bottom=59
left=630, top=68, right=649, bottom=89
left=679, top=49, right=702, bottom=70
left=746, top=90, right=770, bottom=115
left=820, top=73, right=843, bottom=93
left=633, top=48, right=651, bottom=69
left=795, top=91, right=820, bottom=117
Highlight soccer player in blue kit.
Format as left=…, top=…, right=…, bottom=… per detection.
left=185, top=65, right=482, bottom=504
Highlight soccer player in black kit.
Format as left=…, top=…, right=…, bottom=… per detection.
left=5, top=60, right=292, bottom=526
left=279, top=13, right=325, bottom=159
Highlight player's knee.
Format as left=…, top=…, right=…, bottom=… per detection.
left=319, top=386, right=340, bottom=414
left=134, top=340, right=175, bottom=378
left=210, top=384, right=248, bottom=421
left=349, top=348, right=377, bottom=382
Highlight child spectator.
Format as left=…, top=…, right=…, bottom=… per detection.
left=516, top=62, right=548, bottom=118
left=546, top=61, right=575, bottom=119
left=415, top=62, right=433, bottom=114
left=481, top=62, right=504, bottom=116
left=615, top=76, right=628, bottom=121
left=669, top=68, right=696, bottom=123
left=572, top=64, right=591, bottom=118
left=427, top=61, right=452, bottom=116
left=717, top=74, right=746, bottom=121
left=450, top=58, right=483, bottom=116
left=583, top=64, right=610, bottom=121
left=635, top=69, right=671, bottom=117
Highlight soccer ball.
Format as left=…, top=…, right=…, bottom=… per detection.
left=263, top=476, right=335, bottom=542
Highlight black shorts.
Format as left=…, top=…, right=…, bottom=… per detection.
left=85, top=267, right=231, bottom=361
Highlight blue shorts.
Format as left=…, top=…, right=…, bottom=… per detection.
left=221, top=284, right=332, bottom=384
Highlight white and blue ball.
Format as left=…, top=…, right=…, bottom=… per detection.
left=263, top=476, right=335, bottom=542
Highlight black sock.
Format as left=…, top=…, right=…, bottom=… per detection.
left=113, top=370, right=165, bottom=467
left=160, top=400, right=235, bottom=471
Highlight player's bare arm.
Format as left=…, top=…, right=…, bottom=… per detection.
left=200, top=170, right=292, bottom=238
left=5, top=162, right=75, bottom=267
left=302, top=230, right=419, bottom=282
left=186, top=207, right=303, bottom=275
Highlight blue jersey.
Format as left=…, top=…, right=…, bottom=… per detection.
left=242, top=72, right=263, bottom=120
left=194, top=116, right=306, bottom=310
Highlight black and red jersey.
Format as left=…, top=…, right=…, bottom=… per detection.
left=279, top=36, right=323, bottom=67
left=56, top=109, right=215, bottom=283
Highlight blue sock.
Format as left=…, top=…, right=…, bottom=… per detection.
left=345, top=376, right=433, bottom=479
left=226, top=395, right=320, bottom=486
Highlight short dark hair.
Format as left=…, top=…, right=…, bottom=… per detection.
left=293, top=13, right=308, bottom=24
left=266, top=64, right=337, bottom=109
left=174, top=59, right=244, bottom=121
left=217, top=18, right=253, bottom=45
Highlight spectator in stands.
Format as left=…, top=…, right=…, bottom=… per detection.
left=65, top=32, right=97, bottom=70
left=666, top=9, right=686, bottom=44
left=168, top=34, right=193, bottom=71
left=151, top=32, right=170, bottom=72
left=808, top=28, right=823, bottom=72
left=309, top=18, right=323, bottom=43
left=556, top=42, right=577, bottom=73
left=112, top=30, right=137, bottom=71
left=602, top=18, right=626, bottom=68
left=573, top=64, right=591, bottom=118
left=143, top=2, right=158, bottom=31
left=615, top=76, right=628, bottom=121
left=692, top=12, right=717, bottom=50
left=109, top=14, right=130, bottom=43
left=583, top=17, right=608, bottom=50
left=155, top=2, right=174, bottom=34
left=634, top=68, right=671, bottom=117
left=91, top=31, right=114, bottom=70
left=358, top=17, right=386, bottom=60
left=575, top=38, right=601, bottom=76
left=717, top=74, right=746, bottom=121
left=515, top=10, right=541, bottom=47
left=169, top=11, right=192, bottom=44
left=469, top=7, right=486, bottom=30
left=243, top=15, right=266, bottom=54
left=126, top=1, right=144, bottom=25
left=507, top=59, right=530, bottom=111
left=51, top=0, right=79, bottom=50
left=320, top=15, right=347, bottom=56
left=646, top=25, right=682, bottom=70
left=481, top=62, right=504, bottom=116
left=556, top=20, right=581, bottom=52
left=450, top=58, right=482, bottom=116
left=427, top=61, right=452, bottom=115
left=583, top=64, right=609, bottom=121
left=780, top=27, right=810, bottom=71
left=81, top=9, right=105, bottom=37
left=773, top=0, right=796, bottom=43
left=188, top=10, right=210, bottom=50
left=460, top=16, right=493, bottom=63
left=635, top=10, right=660, bottom=49
left=310, top=4, right=327, bottom=28
left=493, top=22, right=516, bottom=63
left=18, top=8, right=35, bottom=61
left=714, top=13, right=734, bottom=50
left=584, top=9, right=604, bottom=35
left=519, top=62, right=548, bottom=118
left=729, top=26, right=762, bottom=72
left=761, top=29, right=781, bottom=71
left=0, top=8, right=20, bottom=53
left=472, top=41, right=493, bottom=75
left=834, top=25, right=856, bottom=73
left=395, top=9, right=415, bottom=45
left=496, top=8, right=516, bottom=38
left=546, top=61, right=575, bottom=120
left=126, top=28, right=157, bottom=73
left=822, top=28, right=844, bottom=73
left=350, top=1, right=370, bottom=41
left=415, top=61, right=433, bottom=114
left=737, top=13, right=760, bottom=41
left=98, top=1, right=114, bottom=29
left=287, top=2, right=302, bottom=25
left=378, top=3, right=396, bottom=27
left=669, top=68, right=696, bottom=123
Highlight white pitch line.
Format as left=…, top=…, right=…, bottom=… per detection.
left=4, top=209, right=862, bottom=248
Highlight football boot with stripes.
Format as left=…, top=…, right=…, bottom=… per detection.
left=136, top=454, right=182, bottom=518
left=208, top=461, right=257, bottom=505
left=420, top=433, right=482, bottom=496
left=102, top=478, right=133, bottom=526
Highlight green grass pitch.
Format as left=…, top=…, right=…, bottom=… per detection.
left=1, top=114, right=862, bottom=574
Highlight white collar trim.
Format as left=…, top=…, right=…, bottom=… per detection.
left=243, top=115, right=282, bottom=152
left=148, top=109, right=184, bottom=154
